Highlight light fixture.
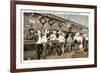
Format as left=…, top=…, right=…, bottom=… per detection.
left=48, top=18, right=54, bottom=26
left=59, top=22, right=63, bottom=28
left=39, top=16, right=47, bottom=26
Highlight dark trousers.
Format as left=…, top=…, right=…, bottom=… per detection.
left=57, top=43, right=62, bottom=56
left=52, top=43, right=57, bottom=55
left=36, top=44, right=43, bottom=59
left=42, top=43, right=47, bottom=59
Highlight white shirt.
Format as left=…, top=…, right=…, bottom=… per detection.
left=85, top=36, right=88, bottom=41
left=50, top=34, right=57, bottom=41
left=58, top=35, right=65, bottom=42
left=41, top=35, right=47, bottom=43
left=67, top=36, right=72, bottom=42
left=74, top=35, right=82, bottom=43
left=37, top=34, right=42, bottom=44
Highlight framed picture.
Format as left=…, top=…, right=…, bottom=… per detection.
left=10, top=0, right=97, bottom=72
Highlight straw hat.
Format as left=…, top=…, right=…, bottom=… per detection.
left=75, top=33, right=80, bottom=36
left=83, top=34, right=87, bottom=37
left=53, top=30, right=56, bottom=34
left=61, top=32, right=65, bottom=36
left=58, top=31, right=62, bottom=34
left=37, top=30, right=41, bottom=34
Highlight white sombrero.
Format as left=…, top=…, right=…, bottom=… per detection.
left=53, top=30, right=56, bottom=34
left=75, top=33, right=79, bottom=36
left=37, top=30, right=41, bottom=34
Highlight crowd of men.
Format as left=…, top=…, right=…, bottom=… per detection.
left=24, top=28, right=88, bottom=60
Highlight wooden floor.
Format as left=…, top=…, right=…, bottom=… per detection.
left=24, top=50, right=88, bottom=60
left=46, top=51, right=87, bottom=59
